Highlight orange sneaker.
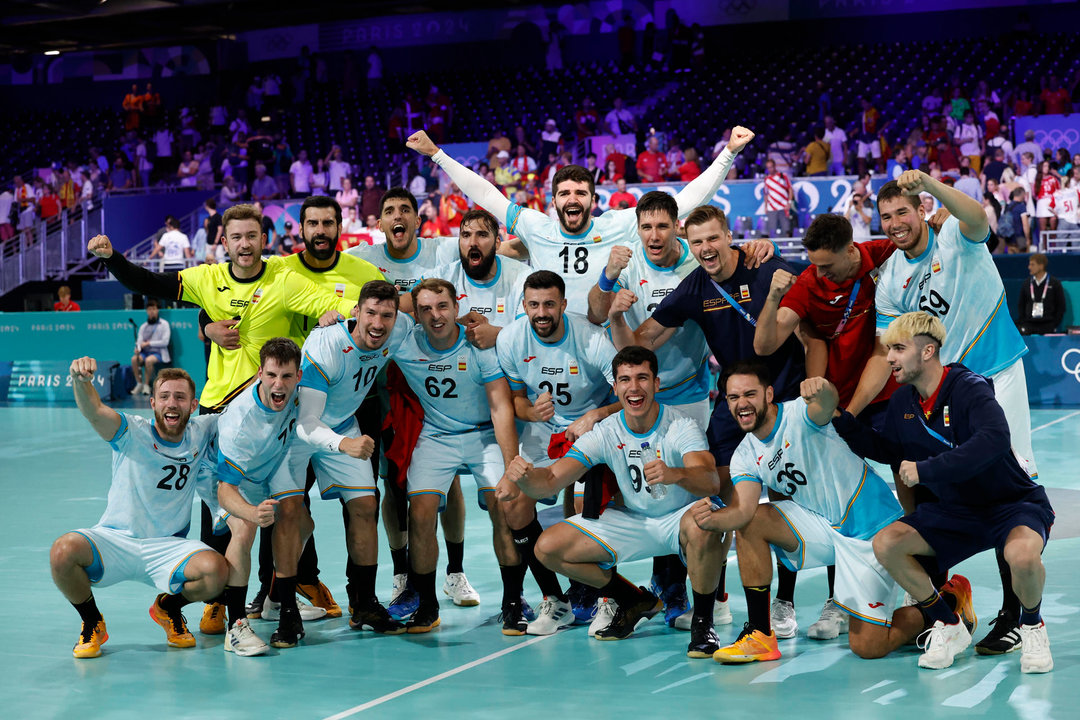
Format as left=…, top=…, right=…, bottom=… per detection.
left=199, top=602, right=226, bottom=635
left=73, top=619, right=108, bottom=659
left=297, top=581, right=342, bottom=618
left=149, top=594, right=196, bottom=648
left=940, top=574, right=977, bottom=635
left=713, top=623, right=782, bottom=664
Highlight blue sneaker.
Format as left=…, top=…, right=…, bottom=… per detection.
left=568, top=582, right=599, bottom=625
left=661, top=583, right=689, bottom=628
left=387, top=573, right=420, bottom=620
left=521, top=596, right=535, bottom=622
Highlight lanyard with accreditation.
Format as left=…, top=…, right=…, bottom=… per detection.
left=709, top=279, right=757, bottom=327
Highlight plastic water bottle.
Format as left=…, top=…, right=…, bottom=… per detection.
left=642, top=441, right=666, bottom=500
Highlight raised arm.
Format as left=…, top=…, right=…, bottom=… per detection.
left=800, top=376, right=840, bottom=426
left=89, top=234, right=183, bottom=300
left=673, top=126, right=754, bottom=217
left=845, top=337, right=891, bottom=416
left=896, top=170, right=989, bottom=241
left=754, top=268, right=800, bottom=355
left=408, top=131, right=511, bottom=221
left=70, top=357, right=123, bottom=441
left=587, top=245, right=633, bottom=324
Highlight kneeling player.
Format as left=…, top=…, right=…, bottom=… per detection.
left=50, top=359, right=227, bottom=658
left=502, top=347, right=725, bottom=655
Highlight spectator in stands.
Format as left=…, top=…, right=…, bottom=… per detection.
left=511, top=125, right=536, bottom=159
left=1066, top=164, right=1080, bottom=189
left=822, top=117, right=848, bottom=176
left=363, top=213, right=386, bottom=244
left=289, top=149, right=313, bottom=198
left=176, top=150, right=198, bottom=189
left=936, top=139, right=961, bottom=175
left=123, top=84, right=143, bottom=131
left=600, top=158, right=622, bottom=185
left=603, top=142, right=631, bottom=180
left=0, top=186, right=13, bottom=243
left=150, top=215, right=192, bottom=270
left=38, top=183, right=60, bottom=222
left=426, top=85, right=453, bottom=144
left=845, top=191, right=872, bottom=240
left=130, top=298, right=171, bottom=395
left=218, top=175, right=244, bottom=209
left=617, top=13, right=635, bottom=68
left=510, top=145, right=538, bottom=179
left=540, top=119, right=563, bottom=161
left=247, top=77, right=264, bottom=112
left=249, top=202, right=277, bottom=255
left=1018, top=254, right=1066, bottom=335
left=439, top=183, right=469, bottom=234
left=1034, top=160, right=1060, bottom=234
left=856, top=96, right=884, bottom=174
left=263, top=73, right=282, bottom=110
left=584, top=152, right=603, bottom=186
left=359, top=175, right=384, bottom=220
left=545, top=20, right=566, bottom=72
left=335, top=176, right=358, bottom=213
left=608, top=178, right=636, bottom=209
left=326, top=146, right=351, bottom=192
left=195, top=142, right=216, bottom=190
left=768, top=130, right=798, bottom=175
left=278, top=220, right=300, bottom=255
left=272, top=133, right=293, bottom=197
left=801, top=126, right=830, bottom=177
left=605, top=97, right=637, bottom=136
left=190, top=216, right=209, bottom=261
left=999, top=187, right=1032, bottom=252
left=229, top=109, right=250, bottom=145
left=982, top=147, right=1009, bottom=186
left=1040, top=75, right=1071, bottom=115
left=153, top=125, right=174, bottom=181
left=419, top=198, right=451, bottom=238
left=142, top=83, right=162, bottom=128
left=54, top=286, right=80, bottom=312
left=57, top=169, right=78, bottom=211
left=487, top=128, right=512, bottom=160
left=982, top=190, right=1002, bottom=242
left=310, top=157, right=329, bottom=197
left=763, top=158, right=794, bottom=237
left=492, top=150, right=516, bottom=190
left=134, top=137, right=153, bottom=188
left=341, top=206, right=363, bottom=237
left=13, top=175, right=33, bottom=214
left=947, top=86, right=971, bottom=124
left=574, top=97, right=599, bottom=140
left=1013, top=87, right=1035, bottom=117
left=955, top=167, right=981, bottom=202
left=108, top=157, right=133, bottom=191
left=367, top=46, right=383, bottom=91
left=665, top=143, right=685, bottom=178
left=89, top=147, right=110, bottom=177
left=986, top=177, right=1007, bottom=205
left=636, top=135, right=668, bottom=182
left=954, top=109, right=984, bottom=172
left=250, top=163, right=278, bottom=203
left=679, top=147, right=702, bottom=181
left=922, top=87, right=944, bottom=116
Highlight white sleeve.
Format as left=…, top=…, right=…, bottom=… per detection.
left=431, top=149, right=511, bottom=220
left=295, top=386, right=346, bottom=452
left=149, top=320, right=171, bottom=350
left=674, top=147, right=737, bottom=217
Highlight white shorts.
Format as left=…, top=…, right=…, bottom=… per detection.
left=561, top=504, right=691, bottom=570
left=74, top=526, right=213, bottom=595
left=1034, top=197, right=1055, bottom=219
left=771, top=500, right=898, bottom=627
left=212, top=461, right=305, bottom=533
left=856, top=140, right=882, bottom=159
left=407, top=426, right=504, bottom=510
left=989, top=359, right=1037, bottom=476
left=288, top=418, right=377, bottom=503
left=670, top=398, right=711, bottom=430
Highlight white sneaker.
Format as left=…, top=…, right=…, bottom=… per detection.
left=130, top=382, right=144, bottom=395
left=588, top=598, right=617, bottom=637
left=1019, top=622, right=1053, bottom=673
left=771, top=599, right=798, bottom=639
left=808, top=599, right=850, bottom=640
left=526, top=596, right=574, bottom=635
left=391, top=573, right=408, bottom=599
left=917, top=620, right=972, bottom=669
left=224, top=619, right=269, bottom=657
left=261, top=597, right=328, bottom=622
left=442, top=572, right=480, bottom=607
left=140, top=384, right=151, bottom=395
left=674, top=597, right=733, bottom=630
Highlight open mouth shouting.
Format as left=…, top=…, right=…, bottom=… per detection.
left=390, top=222, right=408, bottom=243
left=531, top=315, right=555, bottom=336
left=268, top=388, right=288, bottom=409
left=363, top=325, right=387, bottom=348
left=734, top=404, right=757, bottom=429
left=160, top=408, right=183, bottom=429
left=699, top=248, right=722, bottom=273
left=624, top=392, right=647, bottom=411
left=466, top=247, right=484, bottom=266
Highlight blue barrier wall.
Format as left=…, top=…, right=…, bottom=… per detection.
left=101, top=192, right=215, bottom=254
left=1023, top=335, right=1080, bottom=407
left=0, top=309, right=206, bottom=399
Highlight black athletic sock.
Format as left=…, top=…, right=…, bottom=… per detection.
left=775, top=562, right=796, bottom=604
left=826, top=565, right=836, bottom=599
left=652, top=556, right=666, bottom=582
left=917, top=591, right=958, bottom=626
left=665, top=554, right=687, bottom=586
left=693, top=588, right=717, bottom=621
left=268, top=573, right=280, bottom=603
left=412, top=570, right=437, bottom=608
left=224, top=585, right=247, bottom=628
left=599, top=573, right=644, bottom=607
left=354, top=564, right=378, bottom=604
left=996, top=546, right=1020, bottom=617
left=445, top=540, right=465, bottom=575
left=276, top=575, right=298, bottom=611
left=745, top=585, right=771, bottom=634
left=1019, top=601, right=1042, bottom=626
left=391, top=547, right=410, bottom=576
left=500, top=563, right=527, bottom=606
left=73, top=595, right=103, bottom=626
left=257, top=525, right=274, bottom=588
left=717, top=562, right=729, bottom=602
left=159, top=591, right=191, bottom=615
left=510, top=514, right=565, bottom=601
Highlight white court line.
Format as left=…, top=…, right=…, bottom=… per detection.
left=1031, top=410, right=1080, bottom=433
left=321, top=633, right=555, bottom=719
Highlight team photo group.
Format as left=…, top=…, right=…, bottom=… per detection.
left=53, top=122, right=1054, bottom=678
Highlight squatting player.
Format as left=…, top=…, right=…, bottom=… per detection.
left=50, top=359, right=227, bottom=658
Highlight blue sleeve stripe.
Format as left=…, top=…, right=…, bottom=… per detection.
left=506, top=204, right=522, bottom=235
left=107, top=413, right=130, bottom=450
left=565, top=447, right=594, bottom=468
left=302, top=352, right=330, bottom=383
left=960, top=226, right=992, bottom=244
left=731, top=473, right=761, bottom=486
left=482, top=372, right=505, bottom=384
left=217, top=456, right=247, bottom=486
left=507, top=376, right=524, bottom=387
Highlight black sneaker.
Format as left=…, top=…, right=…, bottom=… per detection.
left=686, top=615, right=721, bottom=658
left=246, top=586, right=268, bottom=619
left=405, top=602, right=441, bottom=634
left=269, top=606, right=304, bottom=648
left=500, top=600, right=528, bottom=636
left=350, top=597, right=406, bottom=635
left=975, top=610, right=1022, bottom=655
left=594, top=588, right=663, bottom=641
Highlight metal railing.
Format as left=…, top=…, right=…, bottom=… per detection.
left=0, top=202, right=106, bottom=296
left=1042, top=229, right=1080, bottom=254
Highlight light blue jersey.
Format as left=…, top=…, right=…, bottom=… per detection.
left=875, top=216, right=1026, bottom=376
left=425, top=255, right=529, bottom=328
left=612, top=241, right=710, bottom=404
left=216, top=382, right=299, bottom=489
left=392, top=323, right=505, bottom=434
left=346, top=237, right=457, bottom=293
left=566, top=404, right=705, bottom=517
left=729, top=400, right=902, bottom=540
left=496, top=312, right=616, bottom=428
left=99, top=413, right=218, bottom=539
left=505, top=205, right=641, bottom=308
left=298, top=314, right=413, bottom=430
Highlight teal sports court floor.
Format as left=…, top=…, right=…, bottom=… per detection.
left=2, top=401, right=1078, bottom=720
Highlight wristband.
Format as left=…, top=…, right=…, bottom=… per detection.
left=597, top=272, right=618, bottom=293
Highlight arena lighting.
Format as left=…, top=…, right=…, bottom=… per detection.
left=44, top=50, right=60, bottom=56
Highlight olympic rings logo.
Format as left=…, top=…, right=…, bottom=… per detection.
left=1035, top=129, right=1080, bottom=150
left=1061, top=348, right=1080, bottom=383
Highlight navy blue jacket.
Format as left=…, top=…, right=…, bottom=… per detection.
left=833, top=364, right=1044, bottom=509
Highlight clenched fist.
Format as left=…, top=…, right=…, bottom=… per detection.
left=406, top=131, right=440, bottom=157
left=768, top=268, right=796, bottom=301
left=726, top=126, right=755, bottom=154
left=340, top=435, right=376, bottom=460
left=531, top=391, right=555, bottom=423
left=607, top=288, right=638, bottom=320
left=604, top=245, right=633, bottom=283
left=87, top=234, right=114, bottom=259
left=70, top=356, right=97, bottom=383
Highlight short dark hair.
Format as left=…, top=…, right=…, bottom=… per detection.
left=204, top=197, right=217, bottom=210
left=459, top=208, right=499, bottom=237
left=523, top=270, right=565, bottom=298
left=684, top=204, right=730, bottom=233
left=300, top=195, right=342, bottom=226
left=803, top=214, right=853, bottom=253
left=1010, top=186, right=1026, bottom=201
left=876, top=180, right=920, bottom=212
left=635, top=191, right=678, bottom=225
left=612, top=346, right=658, bottom=380
left=146, top=297, right=160, bottom=308
left=165, top=215, right=179, bottom=229
left=379, top=187, right=418, bottom=215
left=552, top=165, right=596, bottom=197
left=719, top=359, right=772, bottom=394
left=358, top=279, right=400, bottom=309
left=410, top=277, right=457, bottom=309
left=259, top=337, right=301, bottom=371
